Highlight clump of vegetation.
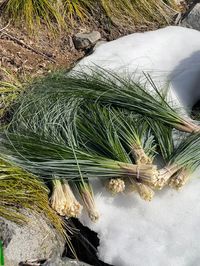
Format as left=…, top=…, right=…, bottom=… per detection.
left=0, top=0, right=64, bottom=31
left=0, top=68, right=23, bottom=119
left=0, top=159, right=65, bottom=232
left=63, top=0, right=91, bottom=21
left=0, top=0, right=178, bottom=32
left=101, top=0, right=177, bottom=28
left=26, top=69, right=199, bottom=133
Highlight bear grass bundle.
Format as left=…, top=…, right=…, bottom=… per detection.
left=1, top=68, right=200, bottom=222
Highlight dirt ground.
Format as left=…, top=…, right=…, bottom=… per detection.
left=0, top=12, right=163, bottom=83
left=0, top=21, right=84, bottom=81
left=0, top=0, right=194, bottom=82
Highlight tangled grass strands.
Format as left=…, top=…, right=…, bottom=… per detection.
left=62, top=180, right=83, bottom=217
left=22, top=69, right=200, bottom=134
left=146, top=118, right=174, bottom=161
left=0, top=0, right=65, bottom=32
left=111, top=109, right=156, bottom=164
left=0, top=67, right=23, bottom=119
left=0, top=130, right=159, bottom=182
left=63, top=0, right=92, bottom=21
left=101, top=0, right=177, bottom=27
left=76, top=104, right=132, bottom=163
left=1, top=95, right=159, bottom=202
left=7, top=93, right=96, bottom=223
left=0, top=0, right=177, bottom=32
left=76, top=180, right=99, bottom=222
left=0, top=205, right=27, bottom=223
left=0, top=159, right=66, bottom=238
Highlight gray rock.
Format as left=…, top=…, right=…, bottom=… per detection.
left=73, top=31, right=101, bottom=50
left=43, top=257, right=91, bottom=266
left=0, top=212, right=65, bottom=266
left=181, top=3, right=200, bottom=30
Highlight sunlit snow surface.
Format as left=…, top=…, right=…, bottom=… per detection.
left=80, top=173, right=200, bottom=266
left=77, top=26, right=200, bottom=266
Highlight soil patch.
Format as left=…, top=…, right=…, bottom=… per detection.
left=0, top=12, right=166, bottom=82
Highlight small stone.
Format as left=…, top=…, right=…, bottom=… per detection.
left=73, top=31, right=101, bottom=50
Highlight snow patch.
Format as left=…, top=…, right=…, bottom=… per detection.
left=80, top=174, right=200, bottom=266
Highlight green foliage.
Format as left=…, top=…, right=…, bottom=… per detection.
left=63, top=0, right=92, bottom=20
left=17, top=68, right=198, bottom=133
left=146, top=118, right=174, bottom=161
left=1, top=130, right=154, bottom=179
left=168, top=133, right=200, bottom=173
left=0, top=159, right=65, bottom=234
left=0, top=75, right=159, bottom=183
left=5, top=68, right=198, bottom=175
left=11, top=68, right=200, bottom=171
left=0, top=0, right=64, bottom=31
left=0, top=0, right=177, bottom=32
left=101, top=0, right=177, bottom=27
left=0, top=68, right=23, bottom=119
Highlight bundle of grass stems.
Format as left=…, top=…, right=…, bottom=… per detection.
left=1, top=68, right=200, bottom=223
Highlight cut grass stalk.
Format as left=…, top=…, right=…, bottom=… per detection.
left=70, top=136, right=99, bottom=222
left=106, top=178, right=125, bottom=195
left=111, top=109, right=156, bottom=164
left=129, top=181, right=154, bottom=201
left=0, top=131, right=159, bottom=187
left=62, top=179, right=83, bottom=217
left=50, top=178, right=82, bottom=217
left=154, top=133, right=200, bottom=189
left=168, top=168, right=190, bottom=190
left=75, top=180, right=99, bottom=222
left=50, top=179, right=67, bottom=216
